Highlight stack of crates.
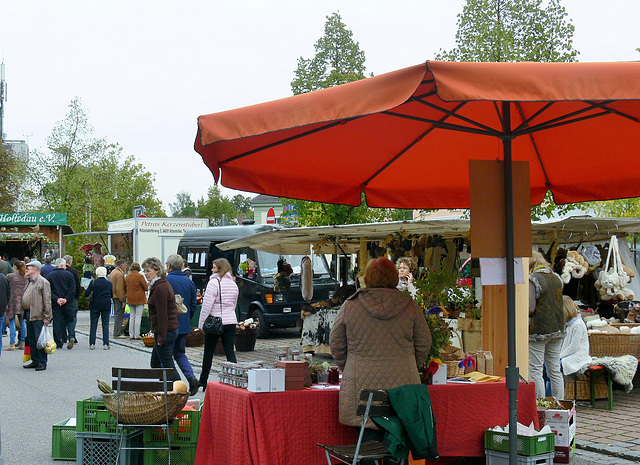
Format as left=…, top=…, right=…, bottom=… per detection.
left=142, top=400, right=202, bottom=465
left=52, top=418, right=77, bottom=461
left=76, top=397, right=143, bottom=465
left=484, top=430, right=556, bottom=465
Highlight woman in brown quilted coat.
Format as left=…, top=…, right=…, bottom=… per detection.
left=330, top=257, right=431, bottom=429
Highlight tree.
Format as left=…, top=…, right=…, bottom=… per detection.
left=0, top=142, right=28, bottom=210
left=291, top=12, right=368, bottom=95
left=30, top=97, right=165, bottom=232
left=170, top=191, right=197, bottom=217
left=438, top=0, right=582, bottom=220
left=197, top=186, right=239, bottom=225
left=287, top=12, right=412, bottom=225
left=437, top=0, right=578, bottom=63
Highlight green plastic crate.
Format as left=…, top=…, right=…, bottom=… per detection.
left=52, top=418, right=77, bottom=460
left=76, top=397, right=134, bottom=434
left=143, top=442, right=197, bottom=465
left=484, top=430, right=555, bottom=456
left=143, top=402, right=201, bottom=444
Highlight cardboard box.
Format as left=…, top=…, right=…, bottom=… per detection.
left=248, top=369, right=271, bottom=393
left=545, top=400, right=576, bottom=449
left=269, top=368, right=285, bottom=392
left=275, top=360, right=308, bottom=377
left=553, top=437, right=575, bottom=463
left=285, top=378, right=305, bottom=391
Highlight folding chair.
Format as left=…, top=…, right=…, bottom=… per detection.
left=111, top=367, right=175, bottom=465
left=317, top=389, right=405, bottom=465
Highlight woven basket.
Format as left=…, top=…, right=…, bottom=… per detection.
left=142, top=336, right=155, bottom=347
left=186, top=328, right=204, bottom=347
left=103, top=392, right=189, bottom=425
left=588, top=332, right=640, bottom=358
left=565, top=378, right=609, bottom=400
left=445, top=360, right=465, bottom=378
left=235, top=329, right=257, bottom=352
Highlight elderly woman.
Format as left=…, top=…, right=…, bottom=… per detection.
left=86, top=266, right=113, bottom=350
left=330, top=257, right=431, bottom=431
left=198, top=257, right=239, bottom=391
left=5, top=260, right=28, bottom=350
left=529, top=251, right=565, bottom=399
left=125, top=262, right=148, bottom=340
left=142, top=257, right=180, bottom=381
left=559, top=296, right=591, bottom=380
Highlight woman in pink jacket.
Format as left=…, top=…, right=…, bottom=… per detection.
left=198, top=258, right=239, bottom=391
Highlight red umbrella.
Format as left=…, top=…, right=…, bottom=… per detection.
left=195, top=61, right=640, bottom=460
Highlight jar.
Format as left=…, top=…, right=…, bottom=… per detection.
left=328, top=366, right=340, bottom=385
left=290, top=349, right=301, bottom=361
left=277, top=346, right=289, bottom=361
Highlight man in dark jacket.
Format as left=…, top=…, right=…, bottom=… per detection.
left=63, top=255, right=82, bottom=345
left=47, top=258, right=76, bottom=349
left=40, top=257, right=55, bottom=279
left=166, top=254, right=199, bottom=395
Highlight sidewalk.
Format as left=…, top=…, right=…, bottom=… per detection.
left=75, top=316, right=640, bottom=462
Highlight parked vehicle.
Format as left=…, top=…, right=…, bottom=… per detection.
left=177, top=222, right=338, bottom=338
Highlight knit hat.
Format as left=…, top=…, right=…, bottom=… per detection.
left=96, top=266, right=107, bottom=278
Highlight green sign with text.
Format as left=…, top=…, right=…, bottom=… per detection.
left=0, top=212, right=68, bottom=226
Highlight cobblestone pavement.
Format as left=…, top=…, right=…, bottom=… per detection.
left=76, top=317, right=640, bottom=463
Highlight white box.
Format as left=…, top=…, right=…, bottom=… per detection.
left=248, top=369, right=271, bottom=393
left=545, top=400, right=576, bottom=448
left=269, top=368, right=286, bottom=392
left=431, top=363, right=447, bottom=385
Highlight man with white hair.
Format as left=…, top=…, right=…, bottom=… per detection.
left=47, top=258, right=76, bottom=349
left=23, top=260, right=52, bottom=371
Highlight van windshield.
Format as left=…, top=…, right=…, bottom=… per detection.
left=256, top=251, right=331, bottom=278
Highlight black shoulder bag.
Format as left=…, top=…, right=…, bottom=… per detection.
left=203, top=279, right=224, bottom=335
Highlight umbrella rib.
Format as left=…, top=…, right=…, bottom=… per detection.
left=362, top=103, right=467, bottom=188
left=517, top=110, right=613, bottom=136
left=514, top=103, right=551, bottom=188
left=412, top=97, right=501, bottom=135
left=219, top=119, right=355, bottom=165
left=512, top=102, right=556, bottom=133
left=383, top=111, right=499, bottom=137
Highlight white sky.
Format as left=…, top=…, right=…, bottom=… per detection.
left=1, top=1, right=639, bottom=213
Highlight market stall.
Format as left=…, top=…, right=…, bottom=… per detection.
left=194, top=380, right=539, bottom=465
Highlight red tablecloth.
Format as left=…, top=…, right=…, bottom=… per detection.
left=194, top=380, right=538, bottom=465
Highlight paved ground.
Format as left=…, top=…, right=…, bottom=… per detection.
left=2, top=310, right=639, bottom=464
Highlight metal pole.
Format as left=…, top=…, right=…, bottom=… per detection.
left=502, top=101, right=520, bottom=464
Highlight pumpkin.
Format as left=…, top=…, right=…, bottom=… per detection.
left=173, top=381, right=188, bottom=393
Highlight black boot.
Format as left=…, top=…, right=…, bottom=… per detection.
left=188, top=377, right=200, bottom=396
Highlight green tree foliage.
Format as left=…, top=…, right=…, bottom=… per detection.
left=29, top=97, right=164, bottom=232
left=197, top=186, right=241, bottom=225
left=439, top=0, right=582, bottom=219
left=437, top=0, right=578, bottom=63
left=0, top=142, right=28, bottom=210
left=170, top=191, right=197, bottom=217
left=169, top=189, right=254, bottom=222
left=291, top=12, right=368, bottom=94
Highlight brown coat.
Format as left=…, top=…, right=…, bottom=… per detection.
left=125, top=270, right=148, bottom=305
left=148, top=277, right=178, bottom=346
left=329, top=288, right=431, bottom=427
left=110, top=267, right=126, bottom=302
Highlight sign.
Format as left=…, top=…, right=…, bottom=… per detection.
left=0, top=212, right=67, bottom=226
left=266, top=208, right=276, bottom=224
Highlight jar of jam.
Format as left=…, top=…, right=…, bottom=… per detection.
left=328, top=366, right=340, bottom=385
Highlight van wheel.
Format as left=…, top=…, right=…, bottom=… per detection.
left=252, top=310, right=270, bottom=339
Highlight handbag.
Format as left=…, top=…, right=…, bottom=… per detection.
left=203, top=279, right=224, bottom=336
left=175, top=294, right=188, bottom=315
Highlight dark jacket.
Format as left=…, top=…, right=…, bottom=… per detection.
left=86, top=277, right=112, bottom=311
left=166, top=270, right=197, bottom=335
left=529, top=269, right=564, bottom=340
left=148, top=277, right=178, bottom=345
left=40, top=263, right=55, bottom=279
left=47, top=268, right=76, bottom=304
left=66, top=265, right=81, bottom=299
left=0, top=272, right=9, bottom=312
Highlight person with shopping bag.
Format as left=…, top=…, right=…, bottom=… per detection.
left=22, top=260, right=53, bottom=371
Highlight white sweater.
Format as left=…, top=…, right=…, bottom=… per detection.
left=559, top=316, right=592, bottom=376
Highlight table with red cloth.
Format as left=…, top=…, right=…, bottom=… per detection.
left=194, top=380, right=538, bottom=465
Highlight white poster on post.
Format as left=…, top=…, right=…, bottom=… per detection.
left=479, top=258, right=525, bottom=286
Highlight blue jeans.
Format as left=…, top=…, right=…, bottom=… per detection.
left=53, top=303, right=75, bottom=345
left=9, top=316, right=27, bottom=344
left=90, top=308, right=111, bottom=346
left=173, top=333, right=195, bottom=380
left=151, top=329, right=179, bottom=381
left=27, top=319, right=47, bottom=367
left=70, top=298, right=78, bottom=339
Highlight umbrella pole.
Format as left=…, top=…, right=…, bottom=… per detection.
left=502, top=101, right=520, bottom=464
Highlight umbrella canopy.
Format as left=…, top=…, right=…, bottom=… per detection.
left=196, top=61, right=640, bottom=209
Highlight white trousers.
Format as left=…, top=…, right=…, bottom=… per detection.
left=529, top=336, right=564, bottom=399
left=128, top=304, right=144, bottom=339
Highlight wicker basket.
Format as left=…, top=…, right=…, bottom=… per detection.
left=102, top=392, right=189, bottom=425
left=142, top=336, right=155, bottom=347
left=588, top=332, right=640, bottom=358
left=445, top=360, right=465, bottom=378
left=235, top=329, right=257, bottom=352
left=186, top=328, right=205, bottom=347
left=565, top=378, right=609, bottom=400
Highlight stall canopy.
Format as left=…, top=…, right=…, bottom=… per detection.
left=216, top=215, right=640, bottom=255
left=194, top=60, right=640, bottom=462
